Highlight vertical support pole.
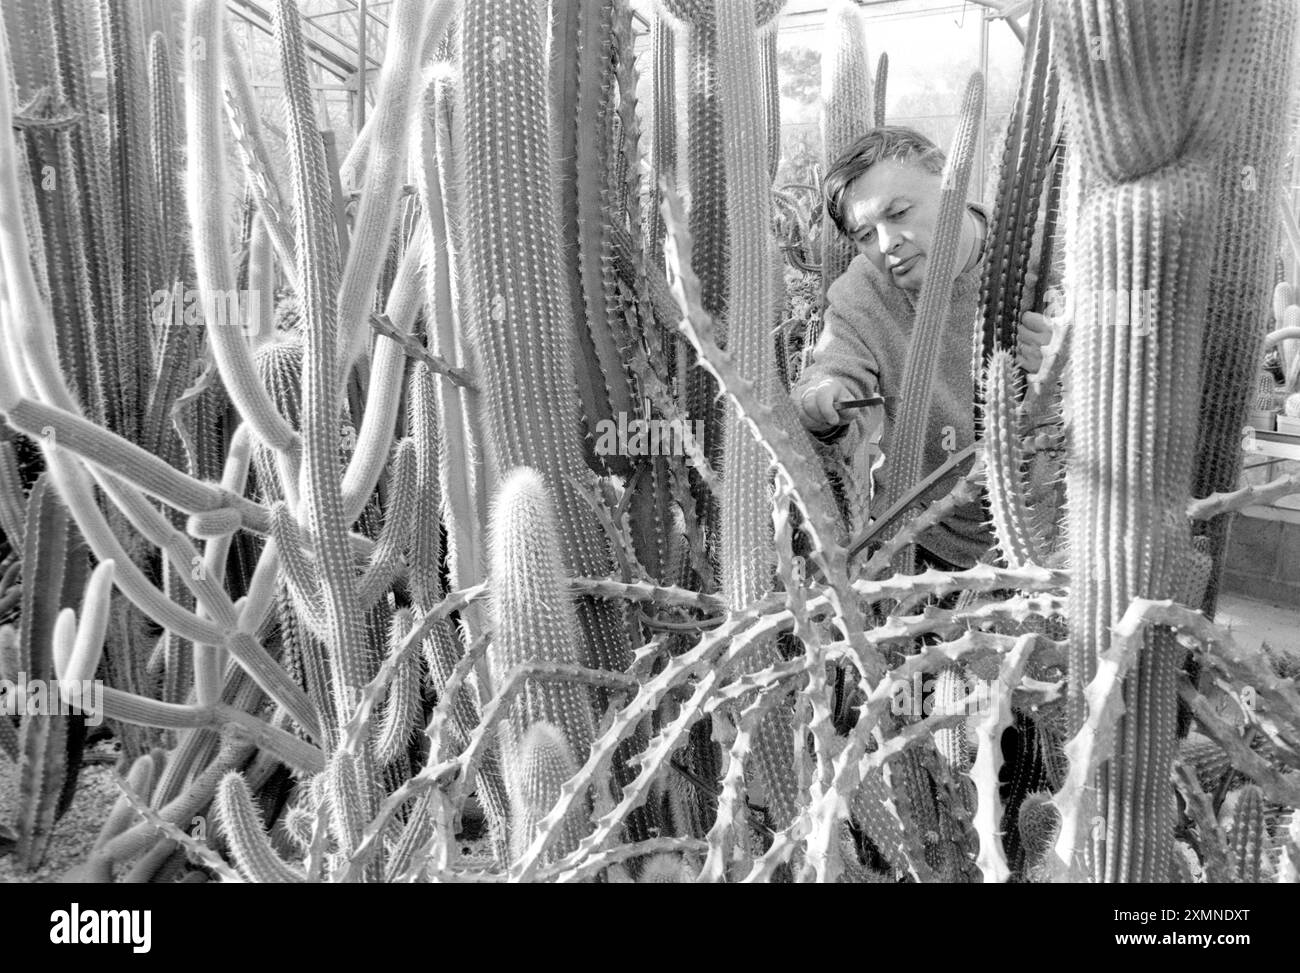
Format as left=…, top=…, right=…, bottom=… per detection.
left=977, top=11, right=989, bottom=197
left=355, top=0, right=367, bottom=132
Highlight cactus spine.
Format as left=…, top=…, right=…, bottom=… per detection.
left=873, top=52, right=888, bottom=127
left=552, top=0, right=636, bottom=473
left=881, top=71, right=984, bottom=564
left=981, top=350, right=1046, bottom=568
left=1223, top=785, right=1266, bottom=883
left=102, top=0, right=160, bottom=443
left=13, top=473, right=85, bottom=869
left=187, top=0, right=298, bottom=467
left=710, top=0, right=808, bottom=833
left=487, top=468, right=598, bottom=864
left=1191, top=0, right=1299, bottom=615
left=272, top=0, right=369, bottom=741
left=821, top=0, right=873, bottom=295
left=1051, top=0, right=1282, bottom=882
left=975, top=0, right=1058, bottom=404
left=457, top=0, right=631, bottom=679
left=647, top=11, right=677, bottom=274
left=215, top=771, right=305, bottom=883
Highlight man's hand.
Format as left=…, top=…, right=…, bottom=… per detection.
left=1018, top=311, right=1052, bottom=375
left=795, top=377, right=853, bottom=431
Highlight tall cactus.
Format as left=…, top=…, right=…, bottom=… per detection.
left=760, top=27, right=780, bottom=183
left=820, top=0, right=873, bottom=296
left=658, top=1, right=783, bottom=576
left=413, top=73, right=489, bottom=651
left=272, top=0, right=367, bottom=732
left=1050, top=0, right=1281, bottom=882
left=880, top=72, right=984, bottom=565
left=11, top=473, right=86, bottom=870
left=873, top=52, right=888, bottom=127
left=102, top=0, right=161, bottom=443
left=550, top=0, right=636, bottom=475
left=1191, top=0, right=1299, bottom=615
left=457, top=0, right=631, bottom=680
left=11, top=0, right=124, bottom=432
left=487, top=468, right=598, bottom=864
left=975, top=0, right=1058, bottom=394
left=980, top=350, right=1046, bottom=568
left=712, top=0, right=799, bottom=832
left=647, top=11, right=677, bottom=274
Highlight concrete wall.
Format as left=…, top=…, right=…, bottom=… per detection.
left=1222, top=514, right=1300, bottom=608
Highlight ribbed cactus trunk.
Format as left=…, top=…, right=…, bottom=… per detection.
left=820, top=0, right=872, bottom=297
left=760, top=28, right=780, bottom=182
left=550, top=0, right=636, bottom=477
left=669, top=2, right=729, bottom=584
left=457, top=0, right=631, bottom=681
left=1191, top=0, right=1299, bottom=615
left=975, top=0, right=1058, bottom=396
left=102, top=0, right=161, bottom=445
left=273, top=0, right=367, bottom=732
left=415, top=74, right=489, bottom=651
left=714, top=0, right=799, bottom=832
left=647, top=11, right=676, bottom=277
left=881, top=72, right=983, bottom=563
left=873, top=52, right=888, bottom=127
left=1051, top=0, right=1277, bottom=882
left=659, top=1, right=783, bottom=593
left=487, top=468, right=598, bottom=865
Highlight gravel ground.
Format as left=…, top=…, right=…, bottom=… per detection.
left=0, top=740, right=121, bottom=884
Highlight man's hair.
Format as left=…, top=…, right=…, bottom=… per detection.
left=823, top=126, right=946, bottom=237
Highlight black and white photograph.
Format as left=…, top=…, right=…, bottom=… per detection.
left=0, top=0, right=1297, bottom=937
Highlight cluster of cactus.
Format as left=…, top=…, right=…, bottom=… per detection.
left=0, top=0, right=1297, bottom=884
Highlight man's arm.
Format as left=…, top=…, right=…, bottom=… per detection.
left=791, top=280, right=883, bottom=444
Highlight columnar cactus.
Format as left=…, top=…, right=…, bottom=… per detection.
left=188, top=0, right=299, bottom=472
left=215, top=771, right=305, bottom=883
left=413, top=74, right=489, bottom=649
left=712, top=0, right=802, bottom=832
left=487, top=468, right=598, bottom=864
left=13, top=474, right=85, bottom=869
left=272, top=0, right=368, bottom=745
left=820, top=0, right=873, bottom=296
left=881, top=72, right=984, bottom=553
left=1223, top=785, right=1266, bottom=883
left=980, top=350, right=1046, bottom=568
left=660, top=0, right=730, bottom=568
left=102, top=0, right=160, bottom=443
left=647, top=11, right=677, bottom=273
left=975, top=0, right=1058, bottom=385
left=1050, top=0, right=1288, bottom=882
left=457, top=0, right=632, bottom=679
left=551, top=0, right=636, bottom=473
left=760, top=28, right=780, bottom=183
left=656, top=0, right=782, bottom=562
left=873, top=52, right=888, bottom=127
left=1191, top=0, right=1299, bottom=614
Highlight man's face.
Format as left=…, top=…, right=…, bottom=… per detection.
left=840, top=158, right=944, bottom=292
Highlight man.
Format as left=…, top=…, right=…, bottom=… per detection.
left=790, top=126, right=1052, bottom=569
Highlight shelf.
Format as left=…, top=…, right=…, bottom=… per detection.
left=1242, top=430, right=1300, bottom=513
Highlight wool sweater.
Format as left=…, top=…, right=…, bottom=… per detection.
left=792, top=229, right=992, bottom=568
